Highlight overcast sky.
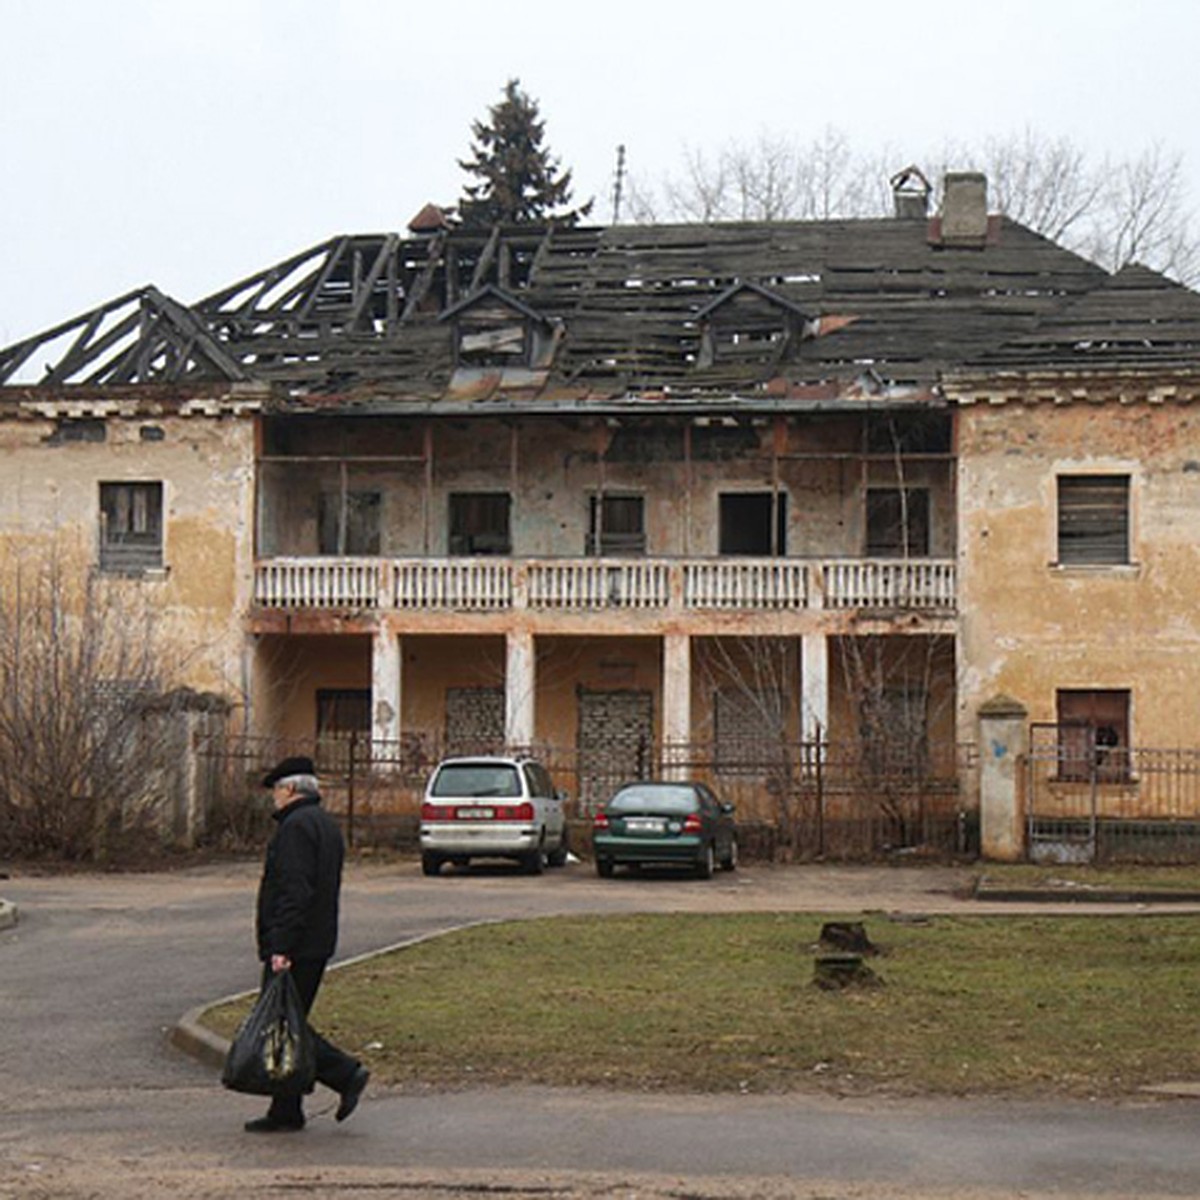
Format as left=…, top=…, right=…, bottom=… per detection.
left=2, top=0, right=1198, bottom=348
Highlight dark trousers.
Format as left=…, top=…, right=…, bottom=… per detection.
left=261, top=958, right=360, bottom=1120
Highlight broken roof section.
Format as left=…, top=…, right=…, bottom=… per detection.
left=8, top=188, right=1191, bottom=401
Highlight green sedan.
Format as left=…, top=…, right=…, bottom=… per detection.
left=592, top=781, right=738, bottom=879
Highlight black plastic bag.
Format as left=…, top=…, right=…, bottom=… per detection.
left=221, top=969, right=316, bottom=1096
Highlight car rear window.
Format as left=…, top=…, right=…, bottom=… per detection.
left=431, top=763, right=522, bottom=798
left=608, top=785, right=698, bottom=814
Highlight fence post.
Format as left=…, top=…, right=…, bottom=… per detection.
left=978, top=695, right=1028, bottom=861
left=346, top=730, right=357, bottom=850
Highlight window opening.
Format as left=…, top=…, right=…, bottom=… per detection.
left=318, top=491, right=381, bottom=556
left=1057, top=475, right=1130, bottom=565
left=866, top=488, right=930, bottom=557
left=449, top=492, right=511, bottom=555
left=99, top=482, right=163, bottom=573
left=718, top=492, right=787, bottom=556
left=1056, top=689, right=1131, bottom=782
left=587, top=494, right=646, bottom=556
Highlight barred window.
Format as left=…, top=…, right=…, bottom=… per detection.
left=1057, top=475, right=1129, bottom=565
left=1056, top=688, right=1130, bottom=782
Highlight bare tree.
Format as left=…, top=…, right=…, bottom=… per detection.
left=629, top=126, right=1199, bottom=283
left=0, top=543, right=195, bottom=859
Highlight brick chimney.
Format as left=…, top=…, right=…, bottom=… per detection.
left=939, top=172, right=989, bottom=246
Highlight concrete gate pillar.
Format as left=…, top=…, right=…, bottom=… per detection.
left=505, top=629, right=536, bottom=752
left=371, top=623, right=402, bottom=754
left=801, top=632, right=829, bottom=743
left=662, top=633, right=692, bottom=779
left=979, top=694, right=1028, bottom=861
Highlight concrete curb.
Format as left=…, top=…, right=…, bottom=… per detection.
left=974, top=882, right=1200, bottom=904
left=169, top=919, right=501, bottom=1072
left=0, top=897, right=17, bottom=931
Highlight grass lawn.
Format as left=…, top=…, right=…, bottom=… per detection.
left=205, top=912, right=1200, bottom=1098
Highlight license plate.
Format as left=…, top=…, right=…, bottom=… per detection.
left=457, top=807, right=494, bottom=820
left=624, top=817, right=665, bottom=834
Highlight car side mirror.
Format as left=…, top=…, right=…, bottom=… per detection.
left=720, top=802, right=735, bottom=815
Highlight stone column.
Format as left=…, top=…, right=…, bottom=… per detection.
left=662, top=633, right=691, bottom=779
left=506, top=629, right=535, bottom=751
left=801, top=632, right=829, bottom=743
left=979, top=694, right=1028, bottom=861
left=371, top=624, right=402, bottom=753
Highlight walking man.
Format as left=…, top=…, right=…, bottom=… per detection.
left=244, top=754, right=369, bottom=1133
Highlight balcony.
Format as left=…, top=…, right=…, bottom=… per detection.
left=254, top=556, right=956, bottom=615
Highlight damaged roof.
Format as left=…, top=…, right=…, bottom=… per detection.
left=3, top=210, right=1193, bottom=403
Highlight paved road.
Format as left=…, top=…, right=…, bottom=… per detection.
left=2, top=860, right=1200, bottom=1199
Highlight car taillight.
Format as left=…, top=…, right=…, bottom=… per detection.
left=495, top=802, right=534, bottom=821
left=421, top=802, right=454, bottom=821
left=592, top=811, right=609, bottom=830
left=682, top=812, right=703, bottom=834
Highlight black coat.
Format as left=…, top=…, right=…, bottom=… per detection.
left=256, top=795, right=344, bottom=963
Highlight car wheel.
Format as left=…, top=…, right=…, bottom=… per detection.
left=421, top=852, right=442, bottom=877
left=521, top=844, right=545, bottom=875
left=719, top=836, right=739, bottom=871
left=695, top=842, right=715, bottom=880
left=595, top=857, right=614, bottom=878
left=546, top=826, right=570, bottom=868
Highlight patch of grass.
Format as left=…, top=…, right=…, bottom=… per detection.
left=205, top=913, right=1200, bottom=1097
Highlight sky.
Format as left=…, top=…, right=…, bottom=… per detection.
left=2, top=0, right=1199, bottom=349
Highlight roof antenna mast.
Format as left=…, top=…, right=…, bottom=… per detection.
left=611, top=144, right=627, bottom=225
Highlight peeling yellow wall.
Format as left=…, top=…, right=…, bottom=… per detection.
left=0, top=407, right=256, bottom=701
left=957, top=396, right=1200, bottom=746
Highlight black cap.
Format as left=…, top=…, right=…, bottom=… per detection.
left=261, top=755, right=316, bottom=787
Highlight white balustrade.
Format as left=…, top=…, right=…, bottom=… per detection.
left=254, top=556, right=956, bottom=614
left=527, top=560, right=670, bottom=609
left=685, top=560, right=810, bottom=609
left=254, top=557, right=383, bottom=609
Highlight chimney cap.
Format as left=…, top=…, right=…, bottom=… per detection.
left=889, top=165, right=931, bottom=219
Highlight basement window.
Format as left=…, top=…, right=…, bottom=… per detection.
left=99, top=482, right=163, bottom=573
left=1056, top=689, right=1131, bottom=783
left=1057, top=475, right=1130, bottom=565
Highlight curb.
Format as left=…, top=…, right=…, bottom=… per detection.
left=974, top=883, right=1200, bottom=904
left=0, top=898, right=17, bottom=931
left=169, top=919, right=501, bottom=1072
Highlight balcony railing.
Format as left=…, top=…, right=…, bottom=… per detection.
left=254, top=556, right=956, bottom=615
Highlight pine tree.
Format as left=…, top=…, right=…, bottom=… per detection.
left=457, top=79, right=592, bottom=229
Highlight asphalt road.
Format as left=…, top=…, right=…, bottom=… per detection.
left=3, top=859, right=1200, bottom=1200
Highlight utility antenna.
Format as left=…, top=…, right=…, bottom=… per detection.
left=611, top=144, right=627, bottom=224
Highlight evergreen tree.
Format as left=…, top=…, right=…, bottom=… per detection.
left=457, top=79, right=592, bottom=228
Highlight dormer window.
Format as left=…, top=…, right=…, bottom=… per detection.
left=440, top=285, right=559, bottom=369
left=695, top=281, right=810, bottom=369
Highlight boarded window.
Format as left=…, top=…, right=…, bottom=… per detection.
left=1056, top=689, right=1131, bottom=782
left=587, top=494, right=646, bottom=556
left=99, top=481, right=163, bottom=573
left=1057, top=475, right=1129, bottom=565
left=445, top=687, right=505, bottom=756
left=866, top=488, right=930, bottom=557
left=318, top=491, right=381, bottom=555
left=719, top=492, right=787, bottom=556
left=449, top=492, right=511, bottom=556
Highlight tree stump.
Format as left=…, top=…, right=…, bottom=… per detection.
left=813, top=952, right=882, bottom=990
left=817, top=920, right=880, bottom=956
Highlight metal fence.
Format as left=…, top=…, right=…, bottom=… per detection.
left=1027, top=723, right=1200, bottom=863
left=193, top=730, right=979, bottom=861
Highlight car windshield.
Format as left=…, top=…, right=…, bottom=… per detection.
left=607, top=785, right=699, bottom=814
left=431, top=763, right=521, bottom=798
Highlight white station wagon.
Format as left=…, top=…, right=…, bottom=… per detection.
left=419, top=755, right=569, bottom=876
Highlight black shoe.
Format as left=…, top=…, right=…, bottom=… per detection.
left=335, top=1067, right=370, bottom=1123
left=244, top=1114, right=305, bottom=1133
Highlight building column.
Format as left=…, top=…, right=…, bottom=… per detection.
left=662, top=633, right=691, bottom=779
left=801, top=632, right=828, bottom=742
left=506, top=629, right=535, bottom=751
left=979, top=694, right=1028, bottom=862
left=371, top=624, right=401, bottom=753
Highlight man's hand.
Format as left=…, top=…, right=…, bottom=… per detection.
left=270, top=953, right=292, bottom=973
